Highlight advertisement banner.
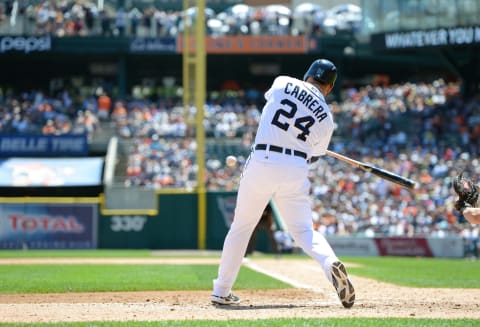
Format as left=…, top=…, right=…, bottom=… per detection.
left=129, top=37, right=177, bottom=53
left=178, top=35, right=308, bottom=54
left=0, top=35, right=51, bottom=53
left=326, top=236, right=379, bottom=256
left=427, top=236, right=464, bottom=258
left=0, top=134, right=88, bottom=157
left=371, top=26, right=480, bottom=50
left=0, top=203, right=97, bottom=249
left=374, top=237, right=433, bottom=257
left=0, top=157, right=104, bottom=186
left=328, top=236, right=463, bottom=258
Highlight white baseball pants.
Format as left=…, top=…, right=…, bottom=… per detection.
left=213, top=151, right=339, bottom=297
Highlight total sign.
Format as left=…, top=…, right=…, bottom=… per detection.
left=110, top=216, right=147, bottom=232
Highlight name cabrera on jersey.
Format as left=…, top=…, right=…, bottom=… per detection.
left=255, top=75, right=334, bottom=157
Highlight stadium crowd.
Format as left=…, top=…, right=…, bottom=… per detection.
left=2, top=78, right=480, bottom=246
left=0, top=0, right=357, bottom=37
left=0, top=88, right=100, bottom=140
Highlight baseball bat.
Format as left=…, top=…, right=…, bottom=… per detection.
left=325, top=150, right=417, bottom=190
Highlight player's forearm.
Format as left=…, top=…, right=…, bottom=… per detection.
left=463, top=207, right=480, bottom=224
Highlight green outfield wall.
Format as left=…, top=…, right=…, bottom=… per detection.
left=99, top=192, right=198, bottom=249
left=0, top=194, right=463, bottom=256
left=98, top=191, right=240, bottom=249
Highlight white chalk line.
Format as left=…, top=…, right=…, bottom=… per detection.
left=243, top=260, right=326, bottom=294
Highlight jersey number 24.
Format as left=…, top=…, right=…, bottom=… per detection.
left=271, top=98, right=314, bottom=141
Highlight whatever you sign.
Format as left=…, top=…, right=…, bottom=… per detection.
left=371, top=26, right=480, bottom=50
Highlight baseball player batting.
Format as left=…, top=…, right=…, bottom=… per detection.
left=211, top=59, right=355, bottom=308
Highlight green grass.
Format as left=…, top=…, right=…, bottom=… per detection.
left=344, top=256, right=480, bottom=288
left=0, top=250, right=158, bottom=258
left=243, top=254, right=480, bottom=288
left=0, top=264, right=289, bottom=293
left=1, top=318, right=479, bottom=327
left=3, top=251, right=480, bottom=289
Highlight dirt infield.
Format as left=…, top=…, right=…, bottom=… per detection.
left=1, top=256, right=480, bottom=323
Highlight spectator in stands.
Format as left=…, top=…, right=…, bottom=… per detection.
left=97, top=92, right=112, bottom=121
left=100, top=9, right=112, bottom=36
left=84, top=3, right=97, bottom=32
left=115, top=7, right=127, bottom=36
left=128, top=7, right=142, bottom=36
left=42, top=119, right=56, bottom=134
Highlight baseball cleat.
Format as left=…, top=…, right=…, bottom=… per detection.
left=211, top=293, right=240, bottom=305
left=331, top=261, right=355, bottom=308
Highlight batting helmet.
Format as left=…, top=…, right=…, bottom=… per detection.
left=303, top=59, right=337, bottom=85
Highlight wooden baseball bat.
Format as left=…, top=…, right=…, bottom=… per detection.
left=325, top=150, right=417, bottom=190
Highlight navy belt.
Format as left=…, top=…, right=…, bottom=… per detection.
left=255, top=144, right=307, bottom=159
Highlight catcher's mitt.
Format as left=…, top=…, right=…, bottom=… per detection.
left=453, top=173, right=479, bottom=213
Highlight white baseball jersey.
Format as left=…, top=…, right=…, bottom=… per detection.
left=255, top=75, right=334, bottom=158
left=213, top=75, right=341, bottom=301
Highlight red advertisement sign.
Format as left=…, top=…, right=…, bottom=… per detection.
left=178, top=35, right=308, bottom=54
left=374, top=237, right=434, bottom=257
left=0, top=203, right=97, bottom=249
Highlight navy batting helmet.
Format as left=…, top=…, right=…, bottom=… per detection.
left=303, top=59, right=337, bottom=85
